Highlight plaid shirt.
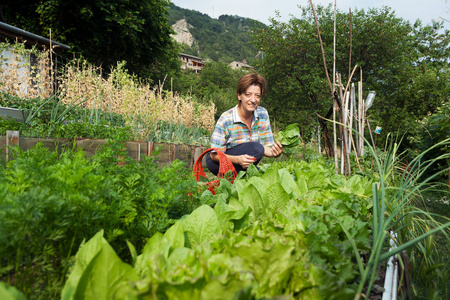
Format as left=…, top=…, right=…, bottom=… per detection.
left=210, top=105, right=274, bottom=152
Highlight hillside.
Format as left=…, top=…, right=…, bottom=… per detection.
left=168, top=5, right=266, bottom=65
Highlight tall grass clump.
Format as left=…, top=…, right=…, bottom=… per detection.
left=59, top=60, right=215, bottom=141
left=351, top=132, right=450, bottom=299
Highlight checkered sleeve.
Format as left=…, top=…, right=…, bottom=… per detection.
left=256, top=107, right=274, bottom=146
left=264, top=117, right=274, bottom=146
left=210, top=119, right=227, bottom=152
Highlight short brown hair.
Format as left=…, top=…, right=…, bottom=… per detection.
left=236, top=72, right=267, bottom=97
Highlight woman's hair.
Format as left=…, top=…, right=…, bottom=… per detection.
left=236, top=72, right=267, bottom=97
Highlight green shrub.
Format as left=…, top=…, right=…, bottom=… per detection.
left=0, top=142, right=202, bottom=299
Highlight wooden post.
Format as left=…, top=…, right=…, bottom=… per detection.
left=138, top=143, right=141, bottom=161
left=6, top=130, right=19, bottom=162
left=147, top=141, right=154, bottom=157
left=360, top=68, right=365, bottom=156
left=193, top=147, right=204, bottom=164
left=358, top=80, right=363, bottom=156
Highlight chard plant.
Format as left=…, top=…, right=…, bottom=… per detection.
left=58, top=158, right=378, bottom=299
left=55, top=134, right=450, bottom=300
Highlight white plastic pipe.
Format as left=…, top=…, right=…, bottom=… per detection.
left=382, top=232, right=398, bottom=300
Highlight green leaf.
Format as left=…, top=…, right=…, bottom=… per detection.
left=214, top=198, right=239, bottom=230
left=183, top=205, right=220, bottom=248
left=260, top=165, right=279, bottom=184
left=0, top=282, right=27, bottom=300
left=166, top=247, right=196, bottom=272
left=135, top=232, right=171, bottom=278
left=73, top=247, right=137, bottom=300
left=240, top=177, right=269, bottom=223
left=62, top=230, right=138, bottom=300
left=164, top=220, right=185, bottom=250
left=126, top=240, right=137, bottom=267
left=276, top=123, right=300, bottom=148
left=296, top=176, right=308, bottom=195
left=278, top=168, right=300, bottom=198
left=62, top=231, right=106, bottom=300
left=266, top=182, right=290, bottom=217
left=227, top=197, right=252, bottom=230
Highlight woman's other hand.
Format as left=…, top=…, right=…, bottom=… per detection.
left=238, top=154, right=257, bottom=169
left=265, top=141, right=283, bottom=157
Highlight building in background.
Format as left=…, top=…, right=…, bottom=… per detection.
left=229, top=60, right=253, bottom=70
left=0, top=21, right=70, bottom=98
left=179, top=53, right=205, bottom=73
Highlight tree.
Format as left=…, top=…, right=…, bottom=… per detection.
left=168, top=5, right=263, bottom=65
left=407, top=100, right=450, bottom=181
left=250, top=5, right=450, bottom=142
left=172, top=61, right=248, bottom=119
left=0, top=0, right=180, bottom=82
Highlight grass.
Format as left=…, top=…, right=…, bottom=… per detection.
left=410, top=190, right=450, bottom=299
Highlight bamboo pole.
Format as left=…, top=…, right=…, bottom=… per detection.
left=348, top=9, right=352, bottom=80
left=333, top=0, right=338, bottom=174
left=310, top=0, right=333, bottom=94
left=360, top=68, right=365, bottom=156
left=358, top=72, right=363, bottom=156
left=349, top=83, right=355, bottom=154
left=344, top=91, right=351, bottom=175
left=341, top=91, right=348, bottom=174
left=341, top=79, right=362, bottom=173
left=49, top=29, right=54, bottom=94
left=310, top=0, right=337, bottom=172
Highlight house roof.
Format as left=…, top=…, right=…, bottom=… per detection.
left=0, top=21, right=70, bottom=53
left=179, top=53, right=204, bottom=62
left=229, top=61, right=253, bottom=69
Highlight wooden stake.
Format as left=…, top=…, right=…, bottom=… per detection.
left=360, top=68, right=365, bottom=156
left=6, top=131, right=19, bottom=162
left=333, top=0, right=338, bottom=174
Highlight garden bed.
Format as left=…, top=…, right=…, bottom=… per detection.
left=0, top=133, right=208, bottom=167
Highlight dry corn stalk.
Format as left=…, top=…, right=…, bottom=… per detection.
left=0, top=43, right=53, bottom=99
left=59, top=60, right=215, bottom=138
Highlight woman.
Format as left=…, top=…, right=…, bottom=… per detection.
left=206, top=72, right=283, bottom=175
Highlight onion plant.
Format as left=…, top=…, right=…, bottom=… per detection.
left=23, top=91, right=86, bottom=126
left=348, top=131, right=450, bottom=298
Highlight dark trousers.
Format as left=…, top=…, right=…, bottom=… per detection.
left=206, top=142, right=265, bottom=175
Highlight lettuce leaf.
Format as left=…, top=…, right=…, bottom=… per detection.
left=276, top=123, right=300, bottom=148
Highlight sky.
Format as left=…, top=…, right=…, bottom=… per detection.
left=171, top=0, right=450, bottom=30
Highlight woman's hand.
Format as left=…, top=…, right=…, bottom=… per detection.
left=237, top=154, right=257, bottom=169
left=265, top=141, right=283, bottom=157
left=211, top=152, right=256, bottom=169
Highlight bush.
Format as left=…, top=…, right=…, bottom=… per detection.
left=0, top=142, right=203, bottom=299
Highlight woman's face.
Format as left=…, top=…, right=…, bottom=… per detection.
left=238, top=84, right=261, bottom=114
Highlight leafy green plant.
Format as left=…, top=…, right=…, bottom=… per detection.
left=407, top=101, right=450, bottom=182
left=59, top=157, right=377, bottom=299
left=146, top=120, right=210, bottom=146
left=0, top=91, right=211, bottom=144
left=0, top=141, right=203, bottom=299
left=351, top=133, right=450, bottom=298
left=276, top=123, right=301, bottom=154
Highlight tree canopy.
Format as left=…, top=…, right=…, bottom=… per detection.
left=0, top=0, right=180, bottom=82
left=168, top=5, right=264, bottom=64
left=250, top=5, right=450, bottom=141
